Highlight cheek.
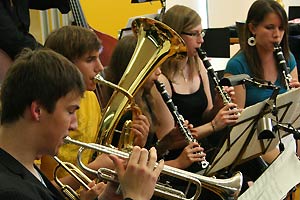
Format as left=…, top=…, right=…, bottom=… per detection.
left=186, top=44, right=197, bottom=56
left=54, top=114, right=71, bottom=133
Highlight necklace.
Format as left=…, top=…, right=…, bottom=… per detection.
left=180, top=69, right=188, bottom=83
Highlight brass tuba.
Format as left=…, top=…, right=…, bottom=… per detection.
left=94, top=17, right=186, bottom=148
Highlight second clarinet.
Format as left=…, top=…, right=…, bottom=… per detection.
left=197, top=48, right=241, bottom=116
left=154, top=80, right=209, bottom=169
left=196, top=48, right=233, bottom=105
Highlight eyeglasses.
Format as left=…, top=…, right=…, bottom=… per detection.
left=181, top=31, right=206, bottom=38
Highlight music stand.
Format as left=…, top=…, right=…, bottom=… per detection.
left=205, top=88, right=300, bottom=176
left=118, top=13, right=158, bottom=40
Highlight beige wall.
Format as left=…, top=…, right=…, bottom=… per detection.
left=29, top=0, right=300, bottom=43
left=207, top=0, right=300, bottom=28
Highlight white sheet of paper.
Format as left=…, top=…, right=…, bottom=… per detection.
left=238, top=139, right=300, bottom=200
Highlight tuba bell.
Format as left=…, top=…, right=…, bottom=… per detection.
left=94, top=17, right=186, bottom=148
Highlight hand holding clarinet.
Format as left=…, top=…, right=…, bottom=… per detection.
left=154, top=80, right=209, bottom=169
left=196, top=48, right=242, bottom=131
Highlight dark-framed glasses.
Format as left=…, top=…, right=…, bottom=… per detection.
left=181, top=30, right=206, bottom=38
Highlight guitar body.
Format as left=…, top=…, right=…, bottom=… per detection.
left=0, top=49, right=13, bottom=84
left=92, top=29, right=117, bottom=67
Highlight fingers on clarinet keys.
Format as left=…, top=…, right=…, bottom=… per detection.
left=227, top=103, right=242, bottom=116
left=231, top=107, right=241, bottom=117
left=196, top=145, right=209, bottom=169
left=201, top=159, right=209, bottom=169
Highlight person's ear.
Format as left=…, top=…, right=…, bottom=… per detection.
left=30, top=101, right=41, bottom=121
left=248, top=23, right=256, bottom=35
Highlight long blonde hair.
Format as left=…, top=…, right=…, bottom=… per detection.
left=161, top=5, right=202, bottom=82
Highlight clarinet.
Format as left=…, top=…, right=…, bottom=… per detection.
left=273, top=43, right=292, bottom=90
left=154, top=80, right=209, bottom=169
left=196, top=48, right=240, bottom=115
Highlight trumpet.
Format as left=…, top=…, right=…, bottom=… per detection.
left=64, top=136, right=243, bottom=200
left=53, top=156, right=93, bottom=200
left=154, top=80, right=209, bottom=169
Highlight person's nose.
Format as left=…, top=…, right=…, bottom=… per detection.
left=155, top=67, right=162, bottom=76
left=69, top=114, right=78, bottom=131
left=95, top=57, right=104, bottom=73
left=273, top=27, right=283, bottom=38
left=197, top=35, right=204, bottom=44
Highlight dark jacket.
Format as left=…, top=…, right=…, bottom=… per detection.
left=0, top=0, right=70, bottom=59
left=0, top=148, right=65, bottom=200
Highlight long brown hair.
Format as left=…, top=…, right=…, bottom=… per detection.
left=243, top=0, right=290, bottom=79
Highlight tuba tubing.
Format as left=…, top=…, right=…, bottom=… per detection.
left=94, top=74, right=141, bottom=151
left=64, top=136, right=243, bottom=200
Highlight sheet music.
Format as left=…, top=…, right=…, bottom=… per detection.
left=206, top=88, right=300, bottom=175
left=238, top=139, right=300, bottom=200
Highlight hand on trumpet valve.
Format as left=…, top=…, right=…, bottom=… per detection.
left=108, top=146, right=164, bottom=200
left=79, top=181, right=107, bottom=200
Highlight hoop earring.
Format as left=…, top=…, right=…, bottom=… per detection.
left=247, top=36, right=256, bottom=46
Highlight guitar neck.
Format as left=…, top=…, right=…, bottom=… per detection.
left=69, top=0, right=89, bottom=28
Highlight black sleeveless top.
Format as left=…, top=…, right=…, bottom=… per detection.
left=163, top=77, right=209, bottom=172
left=169, top=77, right=208, bottom=127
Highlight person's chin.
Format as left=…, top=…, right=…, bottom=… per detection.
left=88, top=83, right=96, bottom=91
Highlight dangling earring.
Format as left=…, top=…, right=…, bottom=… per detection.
left=247, top=36, right=256, bottom=46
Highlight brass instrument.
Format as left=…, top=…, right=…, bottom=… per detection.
left=64, top=136, right=243, bottom=200
left=94, top=74, right=141, bottom=151
left=273, top=43, right=292, bottom=90
left=94, top=17, right=187, bottom=149
left=53, top=156, right=93, bottom=200
left=154, top=80, right=209, bottom=169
